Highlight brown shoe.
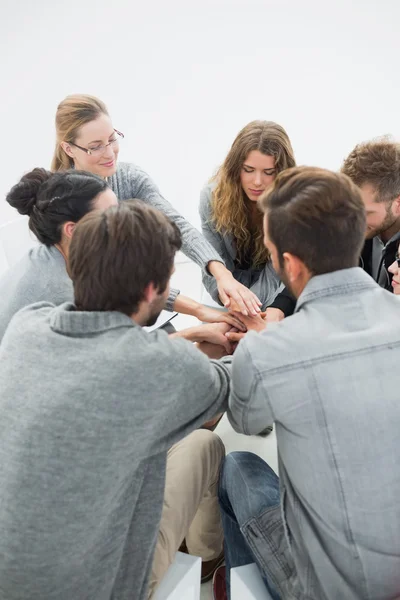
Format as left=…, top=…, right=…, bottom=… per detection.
left=258, top=424, right=273, bottom=436
left=212, top=565, right=227, bottom=599
left=201, top=550, right=225, bottom=583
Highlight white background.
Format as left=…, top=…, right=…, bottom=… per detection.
left=1, top=0, right=399, bottom=227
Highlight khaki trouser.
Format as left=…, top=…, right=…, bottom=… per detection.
left=148, top=429, right=225, bottom=597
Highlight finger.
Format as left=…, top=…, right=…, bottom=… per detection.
left=221, top=313, right=246, bottom=331
left=239, top=291, right=260, bottom=316
left=226, top=332, right=245, bottom=342
left=223, top=339, right=234, bottom=354
left=217, top=286, right=230, bottom=307
left=229, top=291, right=248, bottom=316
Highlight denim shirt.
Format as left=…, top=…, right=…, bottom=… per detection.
left=229, top=268, right=400, bottom=600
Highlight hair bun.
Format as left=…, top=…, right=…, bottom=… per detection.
left=6, top=168, right=53, bottom=216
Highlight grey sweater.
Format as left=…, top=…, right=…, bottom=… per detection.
left=0, top=233, right=180, bottom=343
left=0, top=302, right=231, bottom=600
left=199, top=183, right=282, bottom=309
left=0, top=245, right=73, bottom=342
left=109, top=162, right=224, bottom=274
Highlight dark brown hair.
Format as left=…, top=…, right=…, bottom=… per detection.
left=341, top=138, right=400, bottom=202
left=69, top=201, right=182, bottom=315
left=6, top=168, right=108, bottom=246
left=260, top=166, right=366, bottom=274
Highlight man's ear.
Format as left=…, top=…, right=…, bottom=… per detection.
left=143, top=282, right=158, bottom=305
left=282, top=252, right=305, bottom=283
left=60, top=141, right=75, bottom=160
left=392, top=195, right=400, bottom=217
left=62, top=221, right=76, bottom=240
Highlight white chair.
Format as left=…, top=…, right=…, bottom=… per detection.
left=231, top=563, right=273, bottom=600
left=0, top=217, right=38, bottom=277
left=154, top=552, right=201, bottom=600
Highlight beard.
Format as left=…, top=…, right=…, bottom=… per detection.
left=144, top=293, right=167, bottom=327
left=276, top=264, right=296, bottom=298
left=366, top=204, right=397, bottom=239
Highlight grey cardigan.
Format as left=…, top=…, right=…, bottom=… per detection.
left=199, top=183, right=281, bottom=309
left=0, top=302, right=231, bottom=600
left=109, top=163, right=224, bottom=280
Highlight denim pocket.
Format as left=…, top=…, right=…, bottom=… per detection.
left=241, top=496, right=296, bottom=597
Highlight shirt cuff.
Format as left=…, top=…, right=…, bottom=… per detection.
left=268, top=291, right=296, bottom=317
left=165, top=287, right=180, bottom=312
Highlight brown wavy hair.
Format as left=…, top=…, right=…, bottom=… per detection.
left=211, top=120, right=296, bottom=267
left=51, top=94, right=109, bottom=171
left=341, top=137, right=400, bottom=203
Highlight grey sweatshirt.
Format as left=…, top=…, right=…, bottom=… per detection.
left=0, top=245, right=73, bottom=341
left=0, top=236, right=180, bottom=343
left=108, top=162, right=224, bottom=274
left=199, top=183, right=282, bottom=309
left=0, top=302, right=231, bottom=600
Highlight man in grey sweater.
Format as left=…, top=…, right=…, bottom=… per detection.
left=0, top=201, right=232, bottom=600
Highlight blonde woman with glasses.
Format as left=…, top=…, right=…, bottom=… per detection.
left=51, top=94, right=260, bottom=320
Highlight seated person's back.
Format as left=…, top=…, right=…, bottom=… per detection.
left=0, top=201, right=231, bottom=600
left=222, top=166, right=400, bottom=600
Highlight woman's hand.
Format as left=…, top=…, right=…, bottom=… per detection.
left=207, top=262, right=262, bottom=317
left=194, top=305, right=246, bottom=331
left=215, top=273, right=262, bottom=316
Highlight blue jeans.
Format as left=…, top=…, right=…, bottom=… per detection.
left=218, top=451, right=281, bottom=600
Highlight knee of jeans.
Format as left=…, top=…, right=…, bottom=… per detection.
left=219, top=452, right=272, bottom=499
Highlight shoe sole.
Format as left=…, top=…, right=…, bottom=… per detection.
left=201, top=554, right=225, bottom=583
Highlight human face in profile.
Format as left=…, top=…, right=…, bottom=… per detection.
left=388, top=244, right=400, bottom=295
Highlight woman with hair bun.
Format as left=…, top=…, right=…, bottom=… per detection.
left=200, top=120, right=296, bottom=317
left=52, top=93, right=261, bottom=317
left=0, top=168, right=243, bottom=344
left=0, top=168, right=118, bottom=341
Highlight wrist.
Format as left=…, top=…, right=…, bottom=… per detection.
left=208, top=260, right=230, bottom=279
left=172, top=326, right=203, bottom=343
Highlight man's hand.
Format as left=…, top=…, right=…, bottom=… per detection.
left=194, top=305, right=246, bottom=331
left=195, top=322, right=233, bottom=354
left=171, top=322, right=233, bottom=354
left=225, top=312, right=267, bottom=344
left=264, top=307, right=285, bottom=323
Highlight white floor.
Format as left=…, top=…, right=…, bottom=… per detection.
left=170, top=257, right=278, bottom=600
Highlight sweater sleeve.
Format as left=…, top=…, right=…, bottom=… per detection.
left=198, top=185, right=227, bottom=305
left=127, top=165, right=224, bottom=273
left=268, top=286, right=296, bottom=316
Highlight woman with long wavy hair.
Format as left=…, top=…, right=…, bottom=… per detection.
left=199, top=120, right=296, bottom=313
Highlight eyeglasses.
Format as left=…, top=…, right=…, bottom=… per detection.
left=396, top=252, right=400, bottom=267
left=69, top=129, right=124, bottom=156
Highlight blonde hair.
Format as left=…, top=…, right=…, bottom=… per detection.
left=51, top=94, right=109, bottom=171
left=212, top=120, right=296, bottom=268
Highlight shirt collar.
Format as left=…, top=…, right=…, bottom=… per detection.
left=295, top=267, right=377, bottom=313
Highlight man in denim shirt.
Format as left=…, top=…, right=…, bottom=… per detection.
left=214, top=167, right=400, bottom=600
